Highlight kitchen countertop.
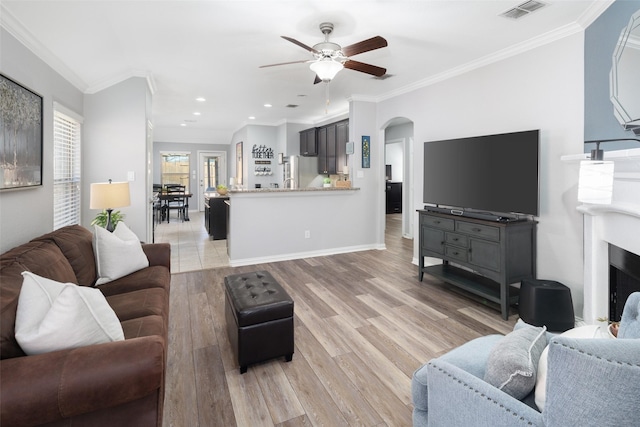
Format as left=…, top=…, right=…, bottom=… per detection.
left=229, top=186, right=359, bottom=194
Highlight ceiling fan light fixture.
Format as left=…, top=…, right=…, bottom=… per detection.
left=310, top=59, right=343, bottom=82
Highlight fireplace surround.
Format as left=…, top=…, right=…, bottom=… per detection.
left=564, top=147, right=640, bottom=324
left=609, top=243, right=640, bottom=322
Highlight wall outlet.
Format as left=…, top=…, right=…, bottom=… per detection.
left=304, top=230, right=311, bottom=239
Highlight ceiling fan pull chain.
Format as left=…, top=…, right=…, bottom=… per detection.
left=325, top=82, right=330, bottom=114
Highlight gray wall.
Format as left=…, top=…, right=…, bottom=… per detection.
left=584, top=0, right=640, bottom=150
left=0, top=29, right=84, bottom=253
left=82, top=77, right=151, bottom=241
left=376, top=33, right=587, bottom=316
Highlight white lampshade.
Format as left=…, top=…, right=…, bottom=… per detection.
left=310, top=59, right=344, bottom=82
left=90, top=181, right=131, bottom=210
left=578, top=160, right=614, bottom=204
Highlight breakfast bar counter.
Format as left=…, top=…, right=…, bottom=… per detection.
left=229, top=186, right=359, bottom=195
left=226, top=186, right=377, bottom=266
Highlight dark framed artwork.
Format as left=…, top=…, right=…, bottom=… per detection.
left=0, top=74, right=43, bottom=190
left=236, top=142, right=243, bottom=185
left=362, top=135, right=371, bottom=168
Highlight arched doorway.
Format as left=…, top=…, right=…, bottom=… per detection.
left=382, top=117, right=414, bottom=242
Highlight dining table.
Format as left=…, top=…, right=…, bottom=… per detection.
left=155, top=192, right=193, bottom=222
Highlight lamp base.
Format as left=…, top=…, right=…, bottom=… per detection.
left=105, top=209, right=115, bottom=232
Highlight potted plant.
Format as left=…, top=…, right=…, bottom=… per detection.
left=217, top=184, right=228, bottom=195
left=91, top=210, right=125, bottom=229
left=323, top=177, right=332, bottom=188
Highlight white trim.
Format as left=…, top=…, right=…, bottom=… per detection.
left=53, top=101, right=84, bottom=123
left=229, top=243, right=385, bottom=267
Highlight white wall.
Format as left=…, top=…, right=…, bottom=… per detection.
left=385, top=142, right=403, bottom=182
left=82, top=77, right=151, bottom=241
left=375, top=33, right=587, bottom=316
left=0, top=29, right=84, bottom=253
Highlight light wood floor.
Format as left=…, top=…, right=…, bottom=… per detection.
left=162, top=214, right=518, bottom=427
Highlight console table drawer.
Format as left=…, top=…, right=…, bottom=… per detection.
left=456, top=222, right=499, bottom=241
left=445, top=232, right=468, bottom=247
left=422, top=216, right=454, bottom=231
left=445, top=246, right=468, bottom=262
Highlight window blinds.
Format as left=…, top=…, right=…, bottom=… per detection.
left=53, top=106, right=82, bottom=230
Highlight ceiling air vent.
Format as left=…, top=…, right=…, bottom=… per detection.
left=500, top=0, right=548, bottom=20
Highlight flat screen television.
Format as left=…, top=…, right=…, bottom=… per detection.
left=423, top=130, right=539, bottom=218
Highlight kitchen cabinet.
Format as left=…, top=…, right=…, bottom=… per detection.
left=418, top=210, right=536, bottom=319
left=204, top=195, right=229, bottom=240
left=317, top=119, right=348, bottom=174
left=300, top=128, right=317, bottom=156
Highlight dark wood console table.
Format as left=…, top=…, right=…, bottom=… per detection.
left=418, top=210, right=537, bottom=319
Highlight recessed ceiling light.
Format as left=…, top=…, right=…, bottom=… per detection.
left=193, top=112, right=201, bottom=116
left=196, top=97, right=206, bottom=102
left=249, top=116, right=256, bottom=120
left=180, top=123, right=187, bottom=127
left=263, top=103, right=272, bottom=108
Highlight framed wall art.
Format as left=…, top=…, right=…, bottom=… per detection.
left=0, top=74, right=43, bottom=190
left=362, top=135, right=370, bottom=168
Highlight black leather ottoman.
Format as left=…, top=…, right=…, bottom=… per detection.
left=224, top=271, right=294, bottom=374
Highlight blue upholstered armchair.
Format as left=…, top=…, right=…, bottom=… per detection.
left=412, top=293, right=640, bottom=427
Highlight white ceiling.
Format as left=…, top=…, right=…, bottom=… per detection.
left=1, top=1, right=611, bottom=142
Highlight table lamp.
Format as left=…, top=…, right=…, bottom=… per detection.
left=90, top=179, right=131, bottom=232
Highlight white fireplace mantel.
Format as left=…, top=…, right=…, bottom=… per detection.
left=562, top=147, right=640, bottom=324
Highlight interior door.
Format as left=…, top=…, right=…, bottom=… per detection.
left=198, top=151, right=227, bottom=211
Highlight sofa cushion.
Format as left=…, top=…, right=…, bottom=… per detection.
left=33, top=225, right=97, bottom=286
left=121, top=315, right=165, bottom=339
left=15, top=272, right=124, bottom=355
left=0, top=260, right=29, bottom=359
left=484, top=325, right=547, bottom=399
left=2, top=240, right=78, bottom=284
left=106, top=288, right=168, bottom=322
left=98, top=265, right=171, bottom=297
left=413, top=334, right=503, bottom=413
left=93, top=223, right=149, bottom=285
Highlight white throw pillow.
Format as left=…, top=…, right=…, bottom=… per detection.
left=534, top=324, right=611, bottom=411
left=93, top=222, right=149, bottom=285
left=15, top=272, right=124, bottom=355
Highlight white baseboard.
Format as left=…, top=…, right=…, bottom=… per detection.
left=229, top=243, right=384, bottom=267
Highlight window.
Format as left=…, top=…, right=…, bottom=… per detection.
left=53, top=103, right=82, bottom=229
left=161, top=152, right=190, bottom=192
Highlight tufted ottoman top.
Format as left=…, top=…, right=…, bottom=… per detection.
left=224, top=271, right=293, bottom=327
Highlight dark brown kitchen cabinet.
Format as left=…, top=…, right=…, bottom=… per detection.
left=300, top=127, right=317, bottom=156
left=317, top=119, right=348, bottom=174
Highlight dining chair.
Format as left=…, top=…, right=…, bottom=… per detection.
left=164, top=184, right=186, bottom=223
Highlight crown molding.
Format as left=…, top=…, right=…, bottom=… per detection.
left=0, top=4, right=88, bottom=91
left=84, top=69, right=156, bottom=96
left=1, top=3, right=157, bottom=96
left=372, top=1, right=613, bottom=104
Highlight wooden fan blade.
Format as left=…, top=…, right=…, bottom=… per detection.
left=259, top=59, right=311, bottom=68
left=313, top=75, right=322, bottom=85
left=341, top=36, right=387, bottom=57
left=281, top=36, right=320, bottom=54
left=344, top=60, right=386, bottom=77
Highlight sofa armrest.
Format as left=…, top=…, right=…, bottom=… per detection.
left=543, top=336, right=640, bottom=427
left=142, top=243, right=171, bottom=271
left=0, top=336, right=164, bottom=426
left=425, top=359, right=543, bottom=426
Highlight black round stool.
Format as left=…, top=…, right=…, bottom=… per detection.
left=519, top=279, right=575, bottom=332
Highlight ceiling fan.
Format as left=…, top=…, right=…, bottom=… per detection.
left=260, top=22, right=388, bottom=83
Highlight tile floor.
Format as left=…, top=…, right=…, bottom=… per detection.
left=153, top=210, right=229, bottom=273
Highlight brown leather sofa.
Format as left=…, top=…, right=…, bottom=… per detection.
left=0, top=225, right=171, bottom=426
